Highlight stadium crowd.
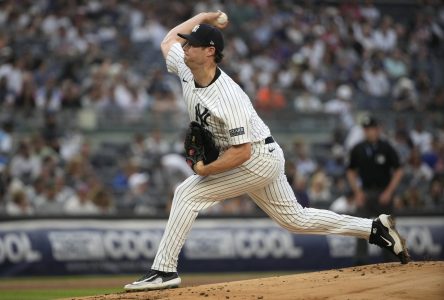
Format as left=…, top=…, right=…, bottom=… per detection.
left=0, top=0, right=443, bottom=217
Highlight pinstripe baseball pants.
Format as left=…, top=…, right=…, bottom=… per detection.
left=152, top=141, right=373, bottom=272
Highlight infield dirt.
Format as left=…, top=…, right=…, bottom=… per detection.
left=68, top=261, right=443, bottom=300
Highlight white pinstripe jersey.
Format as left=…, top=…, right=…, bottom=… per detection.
left=166, top=43, right=271, bottom=151
left=149, top=45, right=375, bottom=276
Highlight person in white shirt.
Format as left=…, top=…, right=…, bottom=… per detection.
left=373, top=16, right=397, bottom=52
left=410, top=119, right=433, bottom=154
left=6, top=190, right=34, bottom=216
left=325, top=84, right=354, bottom=130
left=363, top=65, right=390, bottom=97
left=330, top=190, right=357, bottom=215
left=63, top=184, right=98, bottom=215
left=293, top=88, right=322, bottom=112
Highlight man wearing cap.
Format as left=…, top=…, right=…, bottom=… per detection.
left=347, top=115, right=404, bottom=265
left=124, top=12, right=409, bottom=292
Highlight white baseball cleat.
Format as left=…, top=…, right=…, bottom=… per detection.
left=369, top=214, right=410, bottom=264
left=124, top=269, right=181, bottom=291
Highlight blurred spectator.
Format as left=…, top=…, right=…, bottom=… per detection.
left=112, top=158, right=140, bottom=193
left=60, top=79, right=82, bottom=109
left=426, top=87, right=444, bottom=111
left=38, top=155, right=62, bottom=183
left=129, top=133, right=146, bottom=161
left=298, top=34, right=325, bottom=72
left=64, top=183, right=99, bottom=215
left=144, top=129, right=170, bottom=157
left=0, top=76, right=15, bottom=107
left=122, top=172, right=157, bottom=215
left=31, top=133, right=58, bottom=161
left=392, top=77, right=419, bottom=111
left=15, top=73, right=36, bottom=112
left=383, top=49, right=409, bottom=80
left=91, top=188, right=115, bottom=214
left=9, top=140, right=41, bottom=184
left=60, top=131, right=85, bottom=162
left=292, top=176, right=310, bottom=208
left=363, top=65, right=390, bottom=98
left=330, top=190, right=357, bottom=214
left=81, top=82, right=108, bottom=109
left=400, top=147, right=434, bottom=195
left=391, top=117, right=413, bottom=142
left=148, top=69, right=179, bottom=113
left=255, top=83, right=287, bottom=111
left=424, top=175, right=444, bottom=209
left=33, top=180, right=65, bottom=215
left=0, top=56, right=25, bottom=99
left=308, top=169, right=332, bottom=207
left=396, top=186, right=423, bottom=210
left=0, top=119, right=14, bottom=155
left=331, top=177, right=350, bottom=200
left=53, top=174, right=74, bottom=204
left=410, top=119, right=433, bottom=154
left=340, top=1, right=362, bottom=21
left=411, top=46, right=433, bottom=77
left=344, top=119, right=365, bottom=152
left=392, top=129, right=413, bottom=164
left=325, top=84, right=354, bottom=130
left=40, top=112, right=63, bottom=152
left=36, top=78, right=62, bottom=112
left=324, top=144, right=347, bottom=178
left=433, top=140, right=444, bottom=174
left=131, top=18, right=168, bottom=46
left=353, top=22, right=376, bottom=53
left=360, top=0, right=380, bottom=24
left=6, top=189, right=34, bottom=216
left=96, top=84, right=124, bottom=120
left=422, top=137, right=442, bottom=171
left=293, top=88, right=323, bottom=112
left=292, top=140, right=317, bottom=177
left=415, top=71, right=432, bottom=106
left=64, top=156, right=93, bottom=188
left=114, top=77, right=149, bottom=122
left=373, top=16, right=397, bottom=52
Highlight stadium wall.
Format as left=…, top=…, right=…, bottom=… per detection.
left=0, top=217, right=443, bottom=277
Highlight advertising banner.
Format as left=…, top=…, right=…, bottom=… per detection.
left=0, top=218, right=442, bottom=276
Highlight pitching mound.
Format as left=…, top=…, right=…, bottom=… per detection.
left=72, top=261, right=443, bottom=300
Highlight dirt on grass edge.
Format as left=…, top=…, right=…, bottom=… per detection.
left=64, top=261, right=444, bottom=300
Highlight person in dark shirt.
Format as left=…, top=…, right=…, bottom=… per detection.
left=347, top=115, right=404, bottom=264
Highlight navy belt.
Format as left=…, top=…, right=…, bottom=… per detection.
left=265, top=136, right=274, bottom=144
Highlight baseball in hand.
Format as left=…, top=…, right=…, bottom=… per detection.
left=217, top=12, right=228, bottom=25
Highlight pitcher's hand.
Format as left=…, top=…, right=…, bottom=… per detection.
left=204, top=11, right=229, bottom=29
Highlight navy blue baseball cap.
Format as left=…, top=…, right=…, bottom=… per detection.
left=178, top=24, right=224, bottom=54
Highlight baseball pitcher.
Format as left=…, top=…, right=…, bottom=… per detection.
left=124, top=11, right=409, bottom=292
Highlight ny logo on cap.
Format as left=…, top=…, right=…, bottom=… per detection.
left=192, top=25, right=200, bottom=32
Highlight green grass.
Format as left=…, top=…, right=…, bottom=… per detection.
left=0, top=274, right=133, bottom=283
left=0, top=272, right=299, bottom=300
left=0, top=288, right=122, bottom=300
left=0, top=275, right=130, bottom=300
